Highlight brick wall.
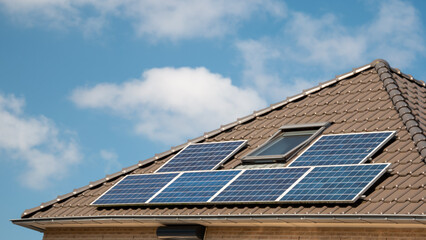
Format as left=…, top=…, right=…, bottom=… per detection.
left=206, top=227, right=426, bottom=240
left=43, top=227, right=158, bottom=240
left=43, top=226, right=426, bottom=240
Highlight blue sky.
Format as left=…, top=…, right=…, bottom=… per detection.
left=0, top=0, right=425, bottom=239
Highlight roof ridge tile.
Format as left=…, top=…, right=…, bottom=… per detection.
left=373, top=59, right=426, bottom=160
left=392, top=67, right=426, bottom=87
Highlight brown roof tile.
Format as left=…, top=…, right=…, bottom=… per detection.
left=17, top=60, right=426, bottom=225
left=400, top=202, right=424, bottom=215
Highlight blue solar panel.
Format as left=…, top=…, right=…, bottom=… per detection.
left=279, top=164, right=389, bottom=202
left=289, top=132, right=394, bottom=167
left=156, top=140, right=247, bottom=173
left=211, top=168, right=309, bottom=202
left=92, top=173, right=179, bottom=205
left=149, top=170, right=241, bottom=203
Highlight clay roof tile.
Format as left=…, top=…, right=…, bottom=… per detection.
left=17, top=59, right=425, bottom=225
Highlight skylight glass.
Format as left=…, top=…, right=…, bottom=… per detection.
left=242, top=123, right=330, bottom=163
left=248, top=130, right=314, bottom=156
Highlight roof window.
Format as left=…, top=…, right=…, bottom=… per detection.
left=242, top=122, right=330, bottom=164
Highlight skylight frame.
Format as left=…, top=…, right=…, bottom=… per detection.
left=241, top=122, right=331, bottom=163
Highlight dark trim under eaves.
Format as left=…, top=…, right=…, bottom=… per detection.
left=11, top=214, right=426, bottom=232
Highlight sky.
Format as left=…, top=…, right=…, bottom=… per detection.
left=0, top=0, right=425, bottom=239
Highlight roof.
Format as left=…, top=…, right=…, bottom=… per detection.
left=12, top=59, right=426, bottom=231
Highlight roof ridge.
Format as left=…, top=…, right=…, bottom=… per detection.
left=390, top=67, right=426, bottom=88
left=20, top=61, right=381, bottom=218
left=373, top=59, right=426, bottom=161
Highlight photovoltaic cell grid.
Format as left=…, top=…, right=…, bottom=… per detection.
left=149, top=170, right=241, bottom=203
left=156, top=140, right=246, bottom=173
left=92, top=173, right=179, bottom=205
left=289, top=131, right=394, bottom=167
left=280, top=164, right=390, bottom=202
left=92, top=164, right=389, bottom=205
left=92, top=131, right=393, bottom=206
left=211, top=168, right=309, bottom=202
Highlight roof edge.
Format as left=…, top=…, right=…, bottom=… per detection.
left=12, top=214, right=426, bottom=232
left=373, top=59, right=426, bottom=160
left=21, top=59, right=425, bottom=219
left=14, top=213, right=426, bottom=221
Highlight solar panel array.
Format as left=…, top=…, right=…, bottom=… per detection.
left=288, top=132, right=394, bottom=167
left=92, top=173, right=179, bottom=205
left=156, top=140, right=246, bottom=173
left=92, top=132, right=392, bottom=206
left=211, top=168, right=309, bottom=202
left=92, top=163, right=389, bottom=205
left=280, top=164, right=389, bottom=202
left=150, top=170, right=241, bottom=203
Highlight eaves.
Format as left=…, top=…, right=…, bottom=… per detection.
left=12, top=214, right=426, bottom=232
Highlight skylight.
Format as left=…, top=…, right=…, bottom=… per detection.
left=242, top=122, right=330, bottom=163
left=248, top=130, right=315, bottom=156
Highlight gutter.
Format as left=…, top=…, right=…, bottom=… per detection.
left=11, top=214, right=426, bottom=232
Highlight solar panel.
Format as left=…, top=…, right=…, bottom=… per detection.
left=279, top=164, right=390, bottom=202
left=91, top=172, right=179, bottom=205
left=211, top=168, right=310, bottom=202
left=156, top=140, right=247, bottom=173
left=288, top=131, right=395, bottom=167
left=149, top=170, right=241, bottom=203
left=92, top=133, right=392, bottom=206
left=92, top=165, right=388, bottom=206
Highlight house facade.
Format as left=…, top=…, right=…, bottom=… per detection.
left=12, top=59, right=425, bottom=239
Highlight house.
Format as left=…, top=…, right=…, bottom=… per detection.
left=12, top=59, right=425, bottom=239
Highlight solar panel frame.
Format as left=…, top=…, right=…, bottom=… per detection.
left=149, top=169, right=242, bottom=204
left=91, top=163, right=389, bottom=206
left=278, top=163, right=390, bottom=203
left=210, top=167, right=310, bottom=203
left=288, top=131, right=395, bottom=167
left=155, top=140, right=247, bottom=173
left=91, top=172, right=180, bottom=206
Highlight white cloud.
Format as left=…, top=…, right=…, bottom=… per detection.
left=125, top=0, right=286, bottom=40
left=0, top=93, right=81, bottom=189
left=236, top=39, right=313, bottom=102
left=0, top=0, right=286, bottom=39
left=365, top=0, right=425, bottom=67
left=236, top=0, right=424, bottom=102
left=0, top=0, right=81, bottom=29
left=99, top=149, right=121, bottom=174
left=284, top=12, right=367, bottom=68
left=282, top=0, right=424, bottom=68
left=71, top=67, right=266, bottom=144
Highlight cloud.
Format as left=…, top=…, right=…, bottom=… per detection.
left=365, top=0, right=425, bottom=67
left=127, top=0, right=286, bottom=40
left=282, top=0, right=424, bottom=68
left=284, top=12, right=367, bottom=68
left=99, top=149, right=121, bottom=174
left=0, top=0, right=82, bottom=29
left=0, top=0, right=286, bottom=40
left=0, top=93, right=81, bottom=189
left=71, top=67, right=266, bottom=144
left=236, top=0, right=424, bottom=102
left=236, top=39, right=313, bottom=102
